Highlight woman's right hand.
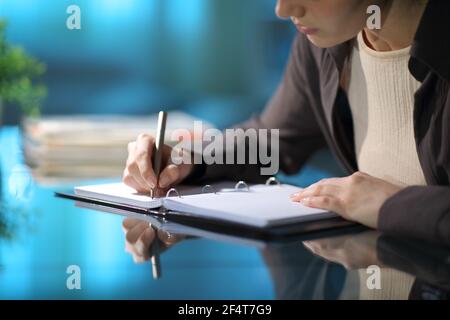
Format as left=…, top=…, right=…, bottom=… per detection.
left=123, top=133, right=194, bottom=194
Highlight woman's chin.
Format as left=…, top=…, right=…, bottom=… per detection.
left=306, top=34, right=344, bottom=49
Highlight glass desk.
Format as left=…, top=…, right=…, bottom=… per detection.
left=1, top=127, right=449, bottom=300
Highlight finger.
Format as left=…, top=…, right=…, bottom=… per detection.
left=135, top=134, right=157, bottom=188
left=125, top=142, right=149, bottom=190
left=157, top=229, right=183, bottom=246
left=135, top=227, right=155, bottom=259
left=158, top=164, right=181, bottom=188
left=127, top=236, right=147, bottom=259
left=159, top=145, right=194, bottom=188
left=125, top=241, right=134, bottom=254
left=291, top=184, right=342, bottom=202
left=126, top=162, right=152, bottom=192
left=292, top=177, right=345, bottom=195
left=309, top=177, right=345, bottom=188
left=127, top=141, right=136, bottom=154
left=122, top=218, right=142, bottom=233
left=302, top=241, right=315, bottom=252
left=132, top=254, right=147, bottom=264
left=323, top=177, right=346, bottom=184
left=123, top=167, right=148, bottom=193
left=302, top=242, right=324, bottom=256
left=125, top=222, right=149, bottom=245
left=152, top=187, right=168, bottom=198
left=301, top=196, right=345, bottom=214
left=303, top=239, right=332, bottom=252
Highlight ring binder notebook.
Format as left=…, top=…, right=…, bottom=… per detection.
left=165, top=179, right=259, bottom=198
left=166, top=188, right=181, bottom=198
left=234, top=180, right=250, bottom=191
left=265, top=177, right=281, bottom=186
left=67, top=177, right=339, bottom=229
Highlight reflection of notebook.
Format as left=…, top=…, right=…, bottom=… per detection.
left=74, top=180, right=336, bottom=228
left=75, top=200, right=356, bottom=248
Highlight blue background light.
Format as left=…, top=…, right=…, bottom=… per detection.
left=0, top=0, right=295, bottom=128
left=0, top=1, right=344, bottom=299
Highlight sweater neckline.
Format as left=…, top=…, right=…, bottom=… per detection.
left=356, top=31, right=411, bottom=60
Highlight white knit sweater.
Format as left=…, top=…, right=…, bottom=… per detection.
left=347, top=31, right=427, bottom=186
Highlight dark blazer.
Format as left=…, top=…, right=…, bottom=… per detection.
left=192, top=0, right=450, bottom=246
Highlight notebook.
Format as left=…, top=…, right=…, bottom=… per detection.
left=73, top=179, right=336, bottom=228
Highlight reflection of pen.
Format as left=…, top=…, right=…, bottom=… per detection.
left=152, top=111, right=167, bottom=198
left=149, top=111, right=166, bottom=279
left=150, top=224, right=161, bottom=279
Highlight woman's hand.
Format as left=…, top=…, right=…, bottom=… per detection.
left=123, top=133, right=194, bottom=194
left=290, top=172, right=405, bottom=228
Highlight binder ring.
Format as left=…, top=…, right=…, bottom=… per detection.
left=158, top=207, right=169, bottom=217
left=202, top=185, right=217, bottom=194
left=234, top=181, right=250, bottom=191
left=165, top=188, right=181, bottom=198
left=265, top=177, right=281, bottom=186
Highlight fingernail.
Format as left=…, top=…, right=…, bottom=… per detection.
left=290, top=192, right=301, bottom=198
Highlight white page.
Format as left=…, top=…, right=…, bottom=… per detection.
left=163, top=184, right=335, bottom=228
left=74, top=181, right=237, bottom=209
left=75, top=183, right=161, bottom=208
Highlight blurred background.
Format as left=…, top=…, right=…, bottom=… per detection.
left=0, top=0, right=344, bottom=299
left=1, top=0, right=294, bottom=127
left=2, top=0, right=330, bottom=184
left=0, top=0, right=343, bottom=186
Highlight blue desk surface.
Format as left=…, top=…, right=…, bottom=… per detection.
left=0, top=127, right=449, bottom=300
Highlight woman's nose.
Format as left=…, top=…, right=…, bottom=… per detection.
left=275, top=0, right=306, bottom=19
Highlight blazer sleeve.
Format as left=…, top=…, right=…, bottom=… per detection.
left=192, top=34, right=327, bottom=183
left=378, top=186, right=450, bottom=246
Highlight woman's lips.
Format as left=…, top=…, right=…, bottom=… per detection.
left=295, top=24, right=319, bottom=35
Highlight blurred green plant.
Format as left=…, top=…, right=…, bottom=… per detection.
left=0, top=202, right=32, bottom=241
left=0, top=19, right=46, bottom=118
left=0, top=204, right=12, bottom=240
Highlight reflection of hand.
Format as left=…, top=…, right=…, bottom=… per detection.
left=122, top=218, right=184, bottom=263
left=303, top=231, right=382, bottom=270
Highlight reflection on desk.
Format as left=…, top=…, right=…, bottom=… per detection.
left=118, top=214, right=449, bottom=300
left=264, top=231, right=450, bottom=300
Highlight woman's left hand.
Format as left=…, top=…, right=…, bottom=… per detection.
left=290, top=172, right=405, bottom=228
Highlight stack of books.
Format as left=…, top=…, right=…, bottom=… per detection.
left=22, top=112, right=211, bottom=185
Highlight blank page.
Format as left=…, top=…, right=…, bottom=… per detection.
left=75, top=183, right=162, bottom=208
left=74, top=181, right=237, bottom=209
left=163, top=184, right=335, bottom=227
